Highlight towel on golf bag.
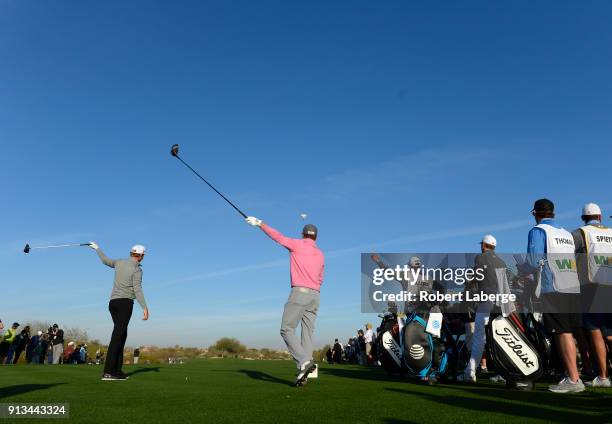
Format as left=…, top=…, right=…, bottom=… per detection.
left=486, top=313, right=544, bottom=383
left=375, top=312, right=403, bottom=376
left=402, top=313, right=449, bottom=378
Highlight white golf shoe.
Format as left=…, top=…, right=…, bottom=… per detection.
left=457, top=373, right=476, bottom=383
left=548, top=377, right=585, bottom=393
left=585, top=376, right=611, bottom=388
left=490, top=374, right=506, bottom=384
left=307, top=364, right=318, bottom=379
left=295, top=361, right=316, bottom=387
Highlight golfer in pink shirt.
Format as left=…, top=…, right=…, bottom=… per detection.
left=246, top=216, right=324, bottom=386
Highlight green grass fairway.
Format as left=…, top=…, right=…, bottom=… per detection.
left=1, top=360, right=610, bottom=423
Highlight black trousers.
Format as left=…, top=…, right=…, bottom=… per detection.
left=104, top=298, right=133, bottom=375
left=12, top=347, right=25, bottom=364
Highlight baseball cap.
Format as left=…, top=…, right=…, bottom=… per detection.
left=409, top=256, right=422, bottom=267
left=12, top=322, right=19, bottom=327
left=131, top=245, right=146, bottom=255
left=302, top=224, right=318, bottom=237
left=481, top=234, right=497, bottom=247
left=582, top=203, right=602, bottom=216
left=532, top=198, right=554, bottom=213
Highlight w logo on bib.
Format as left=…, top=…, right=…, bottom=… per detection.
left=555, top=258, right=577, bottom=271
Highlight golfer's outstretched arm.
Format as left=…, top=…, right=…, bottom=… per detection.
left=260, top=223, right=299, bottom=251
left=95, top=248, right=116, bottom=268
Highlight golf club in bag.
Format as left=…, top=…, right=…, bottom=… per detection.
left=486, top=313, right=548, bottom=390
left=23, top=243, right=91, bottom=254
left=170, top=144, right=248, bottom=219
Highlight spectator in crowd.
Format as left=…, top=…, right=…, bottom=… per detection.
left=347, top=338, right=358, bottom=363
left=46, top=327, right=54, bottom=363
left=79, top=344, right=87, bottom=364
left=326, top=346, right=333, bottom=364
left=332, top=339, right=343, bottom=364
left=95, top=349, right=104, bottom=365
left=27, top=331, right=42, bottom=364
left=357, top=329, right=366, bottom=365
left=364, top=323, right=375, bottom=365
left=133, top=347, right=140, bottom=365
left=12, top=325, right=31, bottom=364
left=0, top=323, right=19, bottom=364
left=51, top=324, right=64, bottom=364
left=64, top=341, right=76, bottom=363
left=40, top=332, right=50, bottom=364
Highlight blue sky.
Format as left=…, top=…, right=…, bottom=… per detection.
left=1, top=0, right=611, bottom=348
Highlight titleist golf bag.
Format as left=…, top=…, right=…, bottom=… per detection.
left=486, top=313, right=548, bottom=389
left=376, top=312, right=458, bottom=380
left=376, top=312, right=404, bottom=376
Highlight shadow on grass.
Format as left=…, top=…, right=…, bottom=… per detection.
left=386, top=386, right=612, bottom=423
left=381, top=420, right=421, bottom=424
left=125, top=367, right=161, bottom=377
left=320, top=366, right=400, bottom=382
left=238, top=369, right=294, bottom=387
left=0, top=383, right=67, bottom=399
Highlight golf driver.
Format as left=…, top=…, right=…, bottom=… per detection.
left=170, top=144, right=248, bottom=219
left=24, top=242, right=92, bottom=254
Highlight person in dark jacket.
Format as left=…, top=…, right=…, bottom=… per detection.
left=12, top=326, right=31, bottom=364
left=39, top=333, right=50, bottom=364
left=26, top=331, right=42, bottom=363
left=332, top=339, right=343, bottom=364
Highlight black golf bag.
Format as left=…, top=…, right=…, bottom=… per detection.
left=376, top=312, right=458, bottom=380
left=486, top=313, right=546, bottom=389
left=375, top=312, right=403, bottom=376
left=402, top=313, right=455, bottom=379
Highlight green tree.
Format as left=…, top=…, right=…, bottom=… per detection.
left=211, top=338, right=247, bottom=357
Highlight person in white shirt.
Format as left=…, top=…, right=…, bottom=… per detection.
left=364, top=323, right=375, bottom=364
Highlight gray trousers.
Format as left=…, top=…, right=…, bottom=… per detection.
left=281, top=287, right=320, bottom=369
left=52, top=344, right=63, bottom=364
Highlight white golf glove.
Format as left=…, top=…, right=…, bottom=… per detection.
left=245, top=217, right=262, bottom=227
left=88, top=242, right=99, bottom=250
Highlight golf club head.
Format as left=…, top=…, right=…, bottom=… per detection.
left=23, top=244, right=30, bottom=254
left=171, top=144, right=180, bottom=157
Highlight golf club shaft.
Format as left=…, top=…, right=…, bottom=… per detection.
left=31, top=243, right=90, bottom=250
left=174, top=155, right=248, bottom=219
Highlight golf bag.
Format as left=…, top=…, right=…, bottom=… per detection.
left=402, top=313, right=451, bottom=379
left=486, top=313, right=546, bottom=389
left=376, top=312, right=457, bottom=380
left=375, top=312, right=403, bottom=376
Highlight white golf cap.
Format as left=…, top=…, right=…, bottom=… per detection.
left=130, top=244, right=146, bottom=255
left=582, top=203, right=601, bottom=216
left=481, top=234, right=497, bottom=247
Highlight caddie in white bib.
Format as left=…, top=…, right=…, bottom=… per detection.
left=536, top=224, right=580, bottom=294
left=580, top=225, right=612, bottom=285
